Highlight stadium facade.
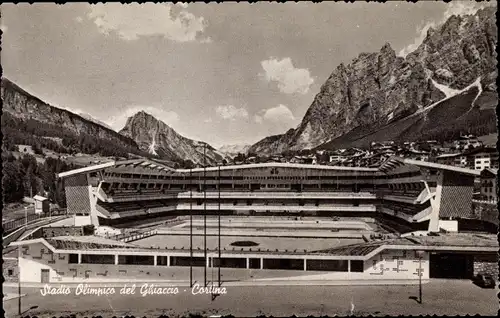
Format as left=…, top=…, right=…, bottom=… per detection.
left=58, top=157, right=489, bottom=232
left=12, top=158, right=498, bottom=283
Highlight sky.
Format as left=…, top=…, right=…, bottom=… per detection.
left=1, top=2, right=495, bottom=148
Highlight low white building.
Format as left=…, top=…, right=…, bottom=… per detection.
left=33, top=195, right=49, bottom=215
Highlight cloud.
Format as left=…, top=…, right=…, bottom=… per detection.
left=261, top=57, right=314, bottom=95
left=87, top=3, right=207, bottom=42
left=0, top=24, right=7, bottom=33
left=176, top=2, right=189, bottom=9
left=399, top=2, right=493, bottom=57
left=255, top=104, right=296, bottom=124
left=75, top=16, right=83, bottom=23
left=107, top=106, right=180, bottom=131
left=215, top=105, right=249, bottom=121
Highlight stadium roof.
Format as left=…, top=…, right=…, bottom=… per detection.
left=402, top=158, right=481, bottom=176
left=176, top=162, right=380, bottom=173
left=379, top=156, right=481, bottom=176
left=58, top=159, right=176, bottom=178
left=58, top=156, right=483, bottom=179
left=58, top=159, right=381, bottom=178
left=58, top=161, right=116, bottom=178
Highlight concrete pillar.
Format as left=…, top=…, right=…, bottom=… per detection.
left=260, top=258, right=264, bottom=269
left=78, top=253, right=82, bottom=264
left=88, top=185, right=100, bottom=227
left=114, top=255, right=118, bottom=265
left=427, top=173, right=442, bottom=233
left=347, top=260, right=351, bottom=272
left=303, top=259, right=307, bottom=271
left=206, top=256, right=210, bottom=268
left=154, top=255, right=157, bottom=266
left=246, top=258, right=250, bottom=269
left=167, top=255, right=170, bottom=267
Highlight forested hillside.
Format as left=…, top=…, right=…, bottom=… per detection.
left=2, top=151, right=76, bottom=207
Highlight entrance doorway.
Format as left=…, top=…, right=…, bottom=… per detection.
left=41, top=269, right=50, bottom=283
left=429, top=253, right=473, bottom=279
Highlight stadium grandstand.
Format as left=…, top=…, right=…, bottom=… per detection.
left=56, top=157, right=493, bottom=233
left=7, top=157, right=497, bottom=284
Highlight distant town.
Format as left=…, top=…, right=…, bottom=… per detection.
left=229, top=134, right=497, bottom=171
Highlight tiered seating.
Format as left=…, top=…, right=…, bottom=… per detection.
left=138, top=200, right=166, bottom=209
left=378, top=189, right=422, bottom=199
left=98, top=201, right=143, bottom=213
left=380, top=201, right=427, bottom=217
left=112, top=203, right=143, bottom=212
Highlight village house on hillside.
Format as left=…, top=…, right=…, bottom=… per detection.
left=464, top=146, right=499, bottom=170
left=453, top=135, right=483, bottom=151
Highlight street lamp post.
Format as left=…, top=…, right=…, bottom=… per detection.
left=416, top=250, right=425, bottom=304
left=189, top=168, right=193, bottom=288
left=203, top=144, right=207, bottom=288
left=18, top=247, right=21, bottom=315
left=24, top=207, right=28, bottom=227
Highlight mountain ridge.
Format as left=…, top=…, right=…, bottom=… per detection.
left=1, top=78, right=226, bottom=166
left=218, top=143, right=251, bottom=158
left=1, top=77, right=141, bottom=152
left=248, top=6, right=497, bottom=155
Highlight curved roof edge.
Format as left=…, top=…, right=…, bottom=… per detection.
left=57, top=156, right=481, bottom=179
left=177, top=162, right=380, bottom=173
left=379, top=156, right=481, bottom=177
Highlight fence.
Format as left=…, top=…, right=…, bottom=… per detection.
left=106, top=229, right=158, bottom=242
left=2, top=209, right=68, bottom=233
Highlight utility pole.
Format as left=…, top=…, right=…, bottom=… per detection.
left=218, top=164, right=221, bottom=287
left=203, top=144, right=207, bottom=287
left=18, top=247, right=21, bottom=315
left=419, top=256, right=422, bottom=304
left=416, top=250, right=424, bottom=304
left=189, top=168, right=193, bottom=288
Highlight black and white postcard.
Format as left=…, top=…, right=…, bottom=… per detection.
left=1, top=2, right=498, bottom=317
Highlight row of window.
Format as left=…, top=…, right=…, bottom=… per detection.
left=67, top=254, right=364, bottom=272
left=102, top=173, right=377, bottom=181
left=102, top=182, right=377, bottom=191
left=385, top=171, right=423, bottom=179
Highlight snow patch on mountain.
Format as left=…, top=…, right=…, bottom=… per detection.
left=470, top=77, right=483, bottom=107
left=416, top=76, right=483, bottom=118
left=148, top=135, right=158, bottom=156
left=430, top=78, right=461, bottom=98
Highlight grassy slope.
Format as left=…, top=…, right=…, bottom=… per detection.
left=319, top=87, right=497, bottom=150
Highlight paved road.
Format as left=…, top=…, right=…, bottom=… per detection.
left=3, top=279, right=497, bottom=317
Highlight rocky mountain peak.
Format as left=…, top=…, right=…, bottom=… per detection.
left=120, top=111, right=226, bottom=165
left=248, top=6, right=497, bottom=156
